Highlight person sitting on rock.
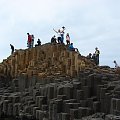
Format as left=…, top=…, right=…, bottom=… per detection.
left=35, top=38, right=41, bottom=47
left=37, top=38, right=41, bottom=46
left=87, top=53, right=92, bottom=59
left=10, top=44, right=14, bottom=55
left=51, top=35, right=57, bottom=43
left=68, top=43, right=78, bottom=52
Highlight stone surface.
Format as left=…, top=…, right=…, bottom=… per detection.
left=0, top=43, right=120, bottom=120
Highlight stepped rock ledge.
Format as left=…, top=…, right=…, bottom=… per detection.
left=0, top=43, right=120, bottom=120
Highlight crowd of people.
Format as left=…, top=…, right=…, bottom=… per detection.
left=9, top=26, right=119, bottom=68
left=51, top=26, right=77, bottom=52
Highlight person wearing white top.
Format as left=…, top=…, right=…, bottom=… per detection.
left=53, top=29, right=61, bottom=43
left=60, top=26, right=65, bottom=43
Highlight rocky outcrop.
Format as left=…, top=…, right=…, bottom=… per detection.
left=0, top=43, right=120, bottom=120
left=0, top=43, right=95, bottom=79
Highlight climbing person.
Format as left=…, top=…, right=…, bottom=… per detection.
left=66, top=33, right=70, bottom=45
left=51, top=35, right=57, bottom=43
left=95, top=47, right=100, bottom=65
left=60, top=26, right=65, bottom=43
left=10, top=44, right=14, bottom=54
left=31, top=34, right=34, bottom=48
left=53, top=28, right=61, bottom=43
left=27, top=33, right=32, bottom=48
left=113, top=60, right=119, bottom=68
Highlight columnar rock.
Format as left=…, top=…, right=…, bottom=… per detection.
left=0, top=43, right=120, bottom=120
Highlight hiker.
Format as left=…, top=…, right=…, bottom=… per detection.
left=68, top=43, right=78, bottom=51
left=66, top=33, right=70, bottom=45
left=113, top=60, right=119, bottom=68
left=92, top=53, right=97, bottom=64
left=27, top=33, right=32, bottom=48
left=87, top=53, right=92, bottom=59
left=95, top=47, right=100, bottom=65
left=60, top=26, right=65, bottom=43
left=53, top=28, right=61, bottom=43
left=10, top=44, right=14, bottom=54
left=37, top=39, right=41, bottom=46
left=35, top=39, right=41, bottom=47
left=31, top=34, right=34, bottom=48
left=51, top=35, right=57, bottom=43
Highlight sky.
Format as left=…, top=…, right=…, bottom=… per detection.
left=0, top=0, right=120, bottom=68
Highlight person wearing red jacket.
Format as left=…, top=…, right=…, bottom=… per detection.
left=27, top=33, right=32, bottom=48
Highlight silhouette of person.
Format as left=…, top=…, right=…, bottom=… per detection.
left=113, top=60, right=119, bottom=68
left=37, top=39, right=41, bottom=46
left=10, top=44, right=14, bottom=54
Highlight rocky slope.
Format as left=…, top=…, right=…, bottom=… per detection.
left=0, top=43, right=120, bottom=120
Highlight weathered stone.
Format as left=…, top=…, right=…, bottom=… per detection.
left=7, top=103, right=13, bottom=116
left=70, top=109, right=79, bottom=119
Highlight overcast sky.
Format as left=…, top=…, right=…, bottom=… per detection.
left=0, top=0, right=120, bottom=67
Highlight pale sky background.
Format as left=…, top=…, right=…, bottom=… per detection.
left=0, top=0, right=120, bottom=68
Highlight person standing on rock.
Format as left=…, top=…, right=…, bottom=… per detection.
left=66, top=33, right=70, bottom=45
left=10, top=44, right=14, bottom=54
left=60, top=26, right=65, bottom=43
left=95, top=47, right=100, bottom=65
left=53, top=28, right=61, bottom=43
left=27, top=33, right=32, bottom=48
left=31, top=34, right=34, bottom=48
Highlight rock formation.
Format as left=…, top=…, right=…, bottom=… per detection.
left=0, top=43, right=120, bottom=120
